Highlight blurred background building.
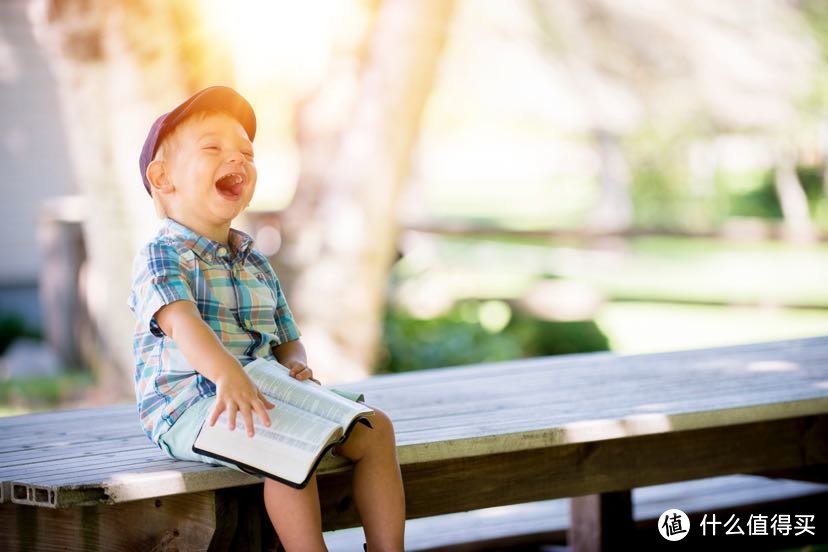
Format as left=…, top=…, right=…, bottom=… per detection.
left=0, top=0, right=73, bottom=327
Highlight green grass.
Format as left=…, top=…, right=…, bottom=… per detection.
left=0, top=405, right=33, bottom=417
left=404, top=235, right=828, bottom=308
left=391, top=234, right=828, bottom=358
left=0, top=372, right=95, bottom=416
left=596, top=302, right=828, bottom=354
left=582, top=237, right=828, bottom=307
left=422, top=174, right=597, bottom=230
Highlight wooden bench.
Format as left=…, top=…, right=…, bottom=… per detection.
left=2, top=336, right=827, bottom=551
left=325, top=475, right=828, bottom=550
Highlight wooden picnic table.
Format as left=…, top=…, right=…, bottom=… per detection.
left=1, top=336, right=827, bottom=550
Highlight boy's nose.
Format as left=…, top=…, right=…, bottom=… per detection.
left=226, top=150, right=244, bottom=162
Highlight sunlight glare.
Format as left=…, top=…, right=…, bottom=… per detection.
left=199, top=0, right=343, bottom=88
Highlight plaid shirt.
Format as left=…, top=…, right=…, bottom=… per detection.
left=128, top=218, right=300, bottom=444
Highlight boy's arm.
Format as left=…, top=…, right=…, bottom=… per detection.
left=273, top=339, right=316, bottom=382
left=154, top=300, right=274, bottom=437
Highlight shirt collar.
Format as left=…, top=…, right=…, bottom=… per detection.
left=161, top=218, right=254, bottom=263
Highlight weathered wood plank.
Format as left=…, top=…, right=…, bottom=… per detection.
left=0, top=490, right=233, bottom=552
left=353, top=337, right=828, bottom=393
left=0, top=439, right=151, bottom=467
left=0, top=405, right=134, bottom=429
left=7, top=453, right=352, bottom=508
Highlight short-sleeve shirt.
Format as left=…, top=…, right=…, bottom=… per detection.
left=128, top=218, right=300, bottom=444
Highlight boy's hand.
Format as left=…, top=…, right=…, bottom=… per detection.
left=284, top=359, right=315, bottom=382
left=273, top=339, right=318, bottom=383
left=209, top=365, right=275, bottom=437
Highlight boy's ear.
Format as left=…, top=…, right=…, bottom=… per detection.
left=146, top=159, right=173, bottom=195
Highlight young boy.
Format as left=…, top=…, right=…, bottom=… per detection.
left=129, top=86, right=405, bottom=551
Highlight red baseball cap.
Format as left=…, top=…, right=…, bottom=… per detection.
left=139, top=86, right=256, bottom=195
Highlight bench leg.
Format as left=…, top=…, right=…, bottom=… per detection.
left=568, top=490, right=634, bottom=552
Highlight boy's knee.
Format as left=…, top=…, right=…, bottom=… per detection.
left=337, top=407, right=396, bottom=461
left=369, top=408, right=396, bottom=443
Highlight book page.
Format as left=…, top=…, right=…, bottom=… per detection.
left=249, top=400, right=342, bottom=453
left=245, top=359, right=373, bottom=427
left=194, top=399, right=342, bottom=486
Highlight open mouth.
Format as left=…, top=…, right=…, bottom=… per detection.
left=214, top=172, right=246, bottom=201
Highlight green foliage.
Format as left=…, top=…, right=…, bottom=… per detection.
left=798, top=1, right=828, bottom=115
left=0, top=373, right=94, bottom=410
left=0, top=314, right=42, bottom=356
left=726, top=166, right=825, bottom=221
left=377, top=301, right=609, bottom=373
left=724, top=169, right=782, bottom=219
left=631, top=160, right=693, bottom=228
left=801, top=0, right=828, bottom=60
left=797, top=166, right=828, bottom=229
left=625, top=123, right=729, bottom=232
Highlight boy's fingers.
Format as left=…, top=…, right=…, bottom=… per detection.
left=209, top=401, right=225, bottom=426
left=256, top=391, right=276, bottom=413
left=256, top=389, right=275, bottom=410
left=226, top=403, right=238, bottom=431
left=291, top=366, right=312, bottom=380
left=241, top=407, right=255, bottom=437
left=253, top=400, right=271, bottom=428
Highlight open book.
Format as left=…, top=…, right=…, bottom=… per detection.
left=193, top=358, right=373, bottom=489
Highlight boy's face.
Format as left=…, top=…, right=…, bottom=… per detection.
left=152, top=112, right=257, bottom=238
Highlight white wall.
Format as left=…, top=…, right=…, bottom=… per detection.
left=0, top=0, right=75, bottom=286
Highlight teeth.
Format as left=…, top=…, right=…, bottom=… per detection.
left=217, top=173, right=244, bottom=186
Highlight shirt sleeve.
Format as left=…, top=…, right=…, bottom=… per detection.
left=271, top=270, right=301, bottom=343
left=128, top=242, right=195, bottom=337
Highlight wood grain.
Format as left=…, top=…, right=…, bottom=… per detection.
left=0, top=491, right=226, bottom=552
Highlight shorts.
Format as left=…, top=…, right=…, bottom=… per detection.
left=157, top=397, right=240, bottom=471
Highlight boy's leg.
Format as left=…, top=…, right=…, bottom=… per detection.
left=335, top=409, right=405, bottom=552
left=263, top=475, right=328, bottom=552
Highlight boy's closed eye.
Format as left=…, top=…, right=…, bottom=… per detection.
left=201, top=144, right=254, bottom=159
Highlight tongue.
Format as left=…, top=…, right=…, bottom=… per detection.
left=215, top=174, right=244, bottom=199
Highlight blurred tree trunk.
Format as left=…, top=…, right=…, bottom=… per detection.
left=820, top=120, right=828, bottom=196
left=32, top=0, right=231, bottom=397
left=774, top=145, right=816, bottom=242
left=587, top=130, right=633, bottom=233
left=274, top=0, right=455, bottom=382
left=531, top=0, right=635, bottom=234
